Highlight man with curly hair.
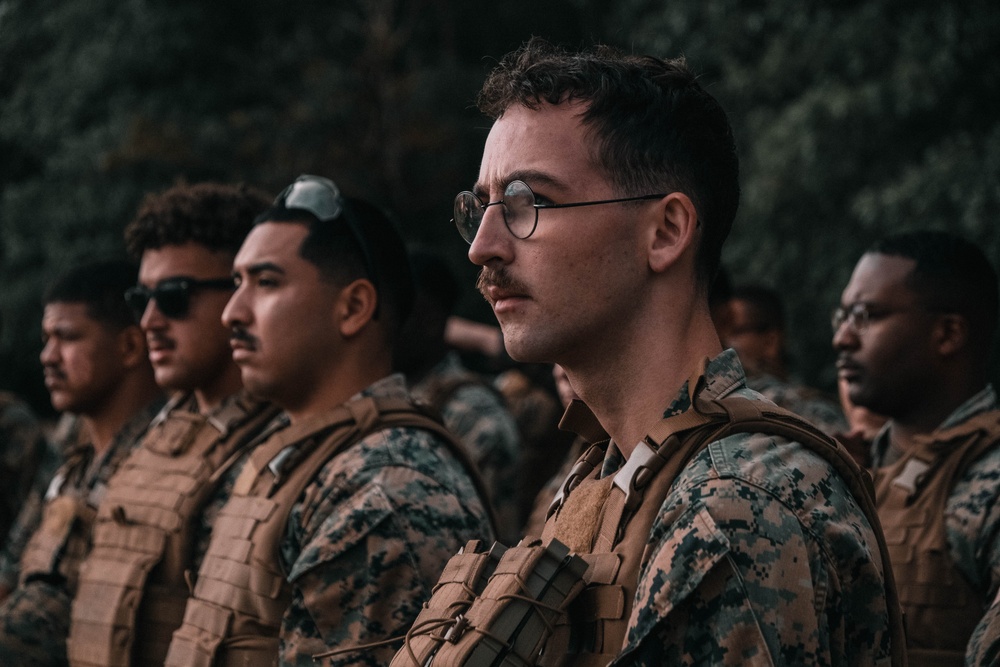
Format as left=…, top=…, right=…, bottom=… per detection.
left=66, top=183, right=284, bottom=667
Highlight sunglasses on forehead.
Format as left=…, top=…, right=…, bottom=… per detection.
left=124, top=276, right=235, bottom=320
left=272, top=175, right=380, bottom=294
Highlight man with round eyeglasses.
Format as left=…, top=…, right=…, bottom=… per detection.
left=397, top=38, right=901, bottom=667
left=833, top=230, right=1000, bottom=665
left=65, top=183, right=285, bottom=667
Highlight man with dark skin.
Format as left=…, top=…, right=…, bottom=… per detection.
left=834, top=230, right=1000, bottom=665
left=0, top=260, right=164, bottom=667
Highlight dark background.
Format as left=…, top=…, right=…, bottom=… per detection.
left=2, top=0, right=998, bottom=413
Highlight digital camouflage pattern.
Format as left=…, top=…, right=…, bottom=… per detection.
left=0, top=398, right=163, bottom=667
left=236, top=374, right=493, bottom=667
left=607, top=351, right=892, bottom=665
left=871, top=384, right=1000, bottom=660
left=744, top=370, right=848, bottom=437
left=411, top=352, right=520, bottom=542
left=0, top=406, right=64, bottom=591
left=0, top=392, right=48, bottom=546
left=967, top=599, right=1000, bottom=667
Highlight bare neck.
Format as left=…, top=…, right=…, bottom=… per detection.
left=567, top=300, right=723, bottom=459
left=193, top=362, right=245, bottom=414
left=285, top=341, right=392, bottom=424
left=82, top=373, right=162, bottom=456
left=887, top=375, right=988, bottom=454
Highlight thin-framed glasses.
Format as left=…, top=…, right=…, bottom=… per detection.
left=273, top=175, right=379, bottom=292
left=831, top=302, right=927, bottom=334
left=453, top=180, right=669, bottom=244
left=125, top=277, right=235, bottom=320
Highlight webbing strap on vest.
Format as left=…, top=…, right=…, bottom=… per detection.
left=167, top=395, right=493, bottom=667
left=67, top=395, right=280, bottom=667
left=875, top=408, right=1000, bottom=662
left=400, top=359, right=906, bottom=667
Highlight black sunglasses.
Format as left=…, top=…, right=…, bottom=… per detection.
left=272, top=175, right=380, bottom=294
left=124, top=276, right=235, bottom=320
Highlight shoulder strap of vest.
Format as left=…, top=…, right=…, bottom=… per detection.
left=231, top=396, right=498, bottom=535
left=554, top=358, right=906, bottom=665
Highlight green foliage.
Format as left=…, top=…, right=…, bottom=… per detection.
left=607, top=0, right=1000, bottom=388
left=1, top=0, right=997, bottom=408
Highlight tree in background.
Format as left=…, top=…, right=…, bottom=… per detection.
left=605, top=0, right=1000, bottom=387
left=0, top=0, right=596, bottom=408
left=2, top=0, right=997, bottom=407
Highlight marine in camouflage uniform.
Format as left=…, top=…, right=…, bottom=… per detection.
left=412, top=351, right=520, bottom=542
left=165, top=177, right=495, bottom=666
left=606, top=352, right=891, bottom=664
left=0, top=394, right=64, bottom=597
left=834, top=231, right=1000, bottom=664
left=745, top=370, right=847, bottom=436
left=0, top=392, right=47, bottom=547
left=967, top=598, right=1000, bottom=666
left=399, top=352, right=896, bottom=665
left=0, top=400, right=163, bottom=666
left=868, top=385, right=1000, bottom=664
left=166, top=374, right=493, bottom=667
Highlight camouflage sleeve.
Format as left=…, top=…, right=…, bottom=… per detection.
left=0, top=438, right=62, bottom=590
left=946, top=446, right=1000, bottom=600
left=0, top=397, right=45, bottom=540
left=278, top=429, right=492, bottom=667
left=439, top=384, right=520, bottom=542
left=620, top=465, right=889, bottom=665
left=967, top=598, right=1000, bottom=667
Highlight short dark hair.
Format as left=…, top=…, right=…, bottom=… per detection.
left=869, top=230, right=999, bottom=353
left=478, top=37, right=740, bottom=284
left=731, top=284, right=785, bottom=332
left=43, top=259, right=139, bottom=330
left=124, top=182, right=271, bottom=259
left=258, top=197, right=415, bottom=343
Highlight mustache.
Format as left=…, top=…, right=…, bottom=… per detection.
left=476, top=267, right=529, bottom=303
left=229, top=325, right=258, bottom=349
left=42, top=366, right=67, bottom=380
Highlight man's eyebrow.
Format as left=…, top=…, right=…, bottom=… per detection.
left=243, top=261, right=285, bottom=276
left=472, top=170, right=570, bottom=198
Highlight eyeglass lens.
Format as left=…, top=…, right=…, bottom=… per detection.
left=832, top=305, right=868, bottom=333
left=454, top=181, right=537, bottom=244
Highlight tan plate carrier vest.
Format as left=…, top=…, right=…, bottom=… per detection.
left=19, top=430, right=113, bottom=594
left=66, top=394, right=282, bottom=667
left=164, top=395, right=493, bottom=667
left=873, top=409, right=1000, bottom=667
left=395, top=362, right=907, bottom=667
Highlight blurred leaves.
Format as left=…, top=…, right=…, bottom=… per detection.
left=1, top=0, right=998, bottom=406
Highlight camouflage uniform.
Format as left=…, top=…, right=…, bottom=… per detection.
left=586, top=351, right=892, bottom=664
left=0, top=398, right=163, bottom=667
left=0, top=409, right=66, bottom=591
left=400, top=350, right=896, bottom=666
left=167, top=374, right=494, bottom=667
left=0, top=392, right=48, bottom=545
left=411, top=352, right=520, bottom=542
left=870, top=385, right=1000, bottom=663
left=744, top=369, right=848, bottom=437
left=967, top=599, right=1000, bottom=666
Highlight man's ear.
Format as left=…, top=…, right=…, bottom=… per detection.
left=119, top=326, right=149, bottom=369
left=648, top=192, right=699, bottom=274
left=934, top=313, right=969, bottom=357
left=336, top=279, right=379, bottom=338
